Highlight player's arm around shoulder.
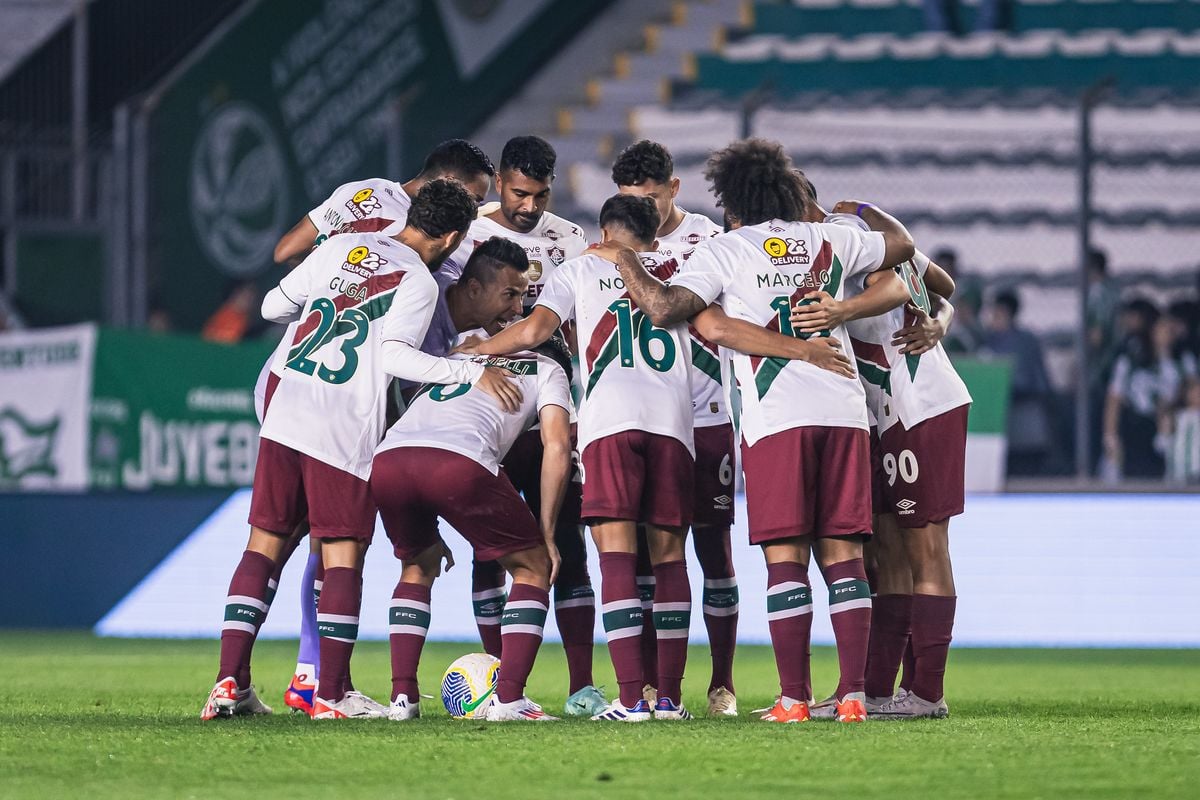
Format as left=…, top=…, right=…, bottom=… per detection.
left=691, top=304, right=855, bottom=379
left=829, top=200, right=915, bottom=269
left=592, top=242, right=708, bottom=328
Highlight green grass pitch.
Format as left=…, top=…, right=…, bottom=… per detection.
left=1, top=633, right=1197, bottom=799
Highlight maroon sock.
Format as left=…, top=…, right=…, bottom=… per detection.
left=911, top=594, right=956, bottom=702
left=388, top=581, right=431, bottom=702
left=652, top=559, right=691, bottom=705
left=598, top=552, right=646, bottom=708
left=766, top=561, right=813, bottom=702
left=472, top=560, right=506, bottom=658
left=315, top=566, right=362, bottom=703
left=634, top=532, right=657, bottom=690
left=694, top=529, right=737, bottom=694
left=497, top=583, right=549, bottom=703
left=825, top=558, right=872, bottom=698
left=217, top=550, right=276, bottom=687
left=899, top=638, right=915, bottom=692
left=865, top=593, right=913, bottom=698
left=554, top=583, right=595, bottom=694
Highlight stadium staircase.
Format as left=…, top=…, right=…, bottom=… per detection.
left=531, top=0, right=1200, bottom=355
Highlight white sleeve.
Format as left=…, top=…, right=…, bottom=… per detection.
left=378, top=273, right=485, bottom=384
left=670, top=245, right=726, bottom=305
left=565, top=231, right=590, bottom=260
left=307, top=181, right=352, bottom=234
left=261, top=254, right=318, bottom=322
left=534, top=263, right=576, bottom=325
left=822, top=221, right=886, bottom=278
left=1109, top=355, right=1130, bottom=397
left=536, top=361, right=573, bottom=413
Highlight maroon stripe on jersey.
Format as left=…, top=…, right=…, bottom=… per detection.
left=749, top=241, right=833, bottom=373
left=292, top=270, right=406, bottom=345
left=850, top=337, right=889, bottom=369
left=334, top=217, right=396, bottom=236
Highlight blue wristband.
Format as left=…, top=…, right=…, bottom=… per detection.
left=855, top=203, right=874, bottom=218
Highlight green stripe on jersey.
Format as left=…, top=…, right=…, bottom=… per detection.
left=691, top=341, right=723, bottom=386
left=856, top=359, right=893, bottom=396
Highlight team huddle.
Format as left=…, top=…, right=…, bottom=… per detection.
left=201, top=134, right=969, bottom=724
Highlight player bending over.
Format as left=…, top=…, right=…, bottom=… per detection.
left=613, top=139, right=740, bottom=716
left=608, top=139, right=915, bottom=723
left=202, top=179, right=515, bottom=721
left=371, top=334, right=575, bottom=722
left=460, top=193, right=854, bottom=721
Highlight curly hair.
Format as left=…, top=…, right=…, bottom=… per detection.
left=599, top=193, right=660, bottom=246
left=533, top=331, right=574, bottom=384
left=611, top=139, right=673, bottom=186
left=461, top=236, right=530, bottom=284
left=704, top=138, right=808, bottom=225
left=420, top=139, right=495, bottom=181
left=406, top=178, right=477, bottom=239
left=500, top=135, right=557, bottom=182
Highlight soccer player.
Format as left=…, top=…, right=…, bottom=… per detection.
left=795, top=230, right=969, bottom=719
left=606, top=139, right=916, bottom=723
left=201, top=179, right=518, bottom=721
left=371, top=334, right=575, bottom=722
left=274, top=139, right=495, bottom=265
left=613, top=139, right=740, bottom=716
left=451, top=136, right=602, bottom=717
left=460, top=193, right=856, bottom=721
left=262, top=140, right=495, bottom=715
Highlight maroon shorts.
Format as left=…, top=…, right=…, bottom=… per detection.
left=580, top=431, right=694, bottom=529
left=370, top=446, right=542, bottom=562
left=248, top=438, right=376, bottom=540
left=878, top=405, right=969, bottom=528
left=869, top=428, right=886, bottom=517
left=741, top=425, right=872, bottom=545
left=692, top=423, right=736, bottom=528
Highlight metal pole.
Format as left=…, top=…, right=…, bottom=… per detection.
left=110, top=105, right=130, bottom=327
left=71, top=0, right=89, bottom=222
left=1075, top=78, right=1114, bottom=479
left=130, top=106, right=149, bottom=326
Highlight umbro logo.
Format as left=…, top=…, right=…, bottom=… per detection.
left=897, top=498, right=917, bottom=515
left=714, top=494, right=732, bottom=507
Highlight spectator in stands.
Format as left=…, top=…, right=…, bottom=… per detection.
left=202, top=281, right=260, bottom=344
left=1085, top=247, right=1120, bottom=474
left=935, top=247, right=985, bottom=355
left=1167, top=379, right=1200, bottom=484
left=984, top=290, right=1053, bottom=474
left=1103, top=299, right=1195, bottom=480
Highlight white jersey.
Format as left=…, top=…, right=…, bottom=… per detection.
left=452, top=211, right=588, bottom=308
left=536, top=252, right=694, bottom=456
left=657, top=210, right=727, bottom=428
left=672, top=219, right=886, bottom=445
left=376, top=331, right=572, bottom=475
left=833, top=216, right=971, bottom=433
left=259, top=234, right=441, bottom=479
left=307, top=178, right=412, bottom=246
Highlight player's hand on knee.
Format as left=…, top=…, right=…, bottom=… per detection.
left=801, top=337, right=855, bottom=379
left=477, top=366, right=523, bottom=413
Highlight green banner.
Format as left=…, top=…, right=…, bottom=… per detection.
left=89, top=329, right=276, bottom=490
left=149, top=0, right=607, bottom=331
left=952, top=356, right=1013, bottom=435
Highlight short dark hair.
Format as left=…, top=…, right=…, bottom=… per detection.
left=406, top=178, right=476, bottom=239
left=1087, top=247, right=1108, bottom=275
left=533, top=332, right=574, bottom=383
left=995, top=290, right=1020, bottom=317
left=599, top=194, right=660, bottom=246
left=611, top=140, right=673, bottom=186
left=500, top=136, right=556, bottom=182
left=420, top=139, right=495, bottom=181
left=704, top=138, right=807, bottom=225
left=461, top=236, right=530, bottom=285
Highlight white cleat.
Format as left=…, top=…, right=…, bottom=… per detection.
left=386, top=694, right=420, bottom=721
left=653, top=698, right=693, bottom=720
left=872, top=691, right=949, bottom=720
left=590, top=699, right=652, bottom=722
left=866, top=693, right=896, bottom=714
left=201, top=677, right=273, bottom=720
left=707, top=687, right=738, bottom=717
left=345, top=690, right=388, bottom=717
left=808, top=694, right=838, bottom=721
left=485, top=697, right=558, bottom=721
left=312, top=692, right=387, bottom=720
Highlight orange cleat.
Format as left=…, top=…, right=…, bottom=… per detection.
left=760, top=697, right=811, bottom=723
left=284, top=672, right=317, bottom=716
left=835, top=692, right=867, bottom=723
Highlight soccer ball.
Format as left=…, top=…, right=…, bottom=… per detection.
left=441, top=653, right=500, bottom=719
